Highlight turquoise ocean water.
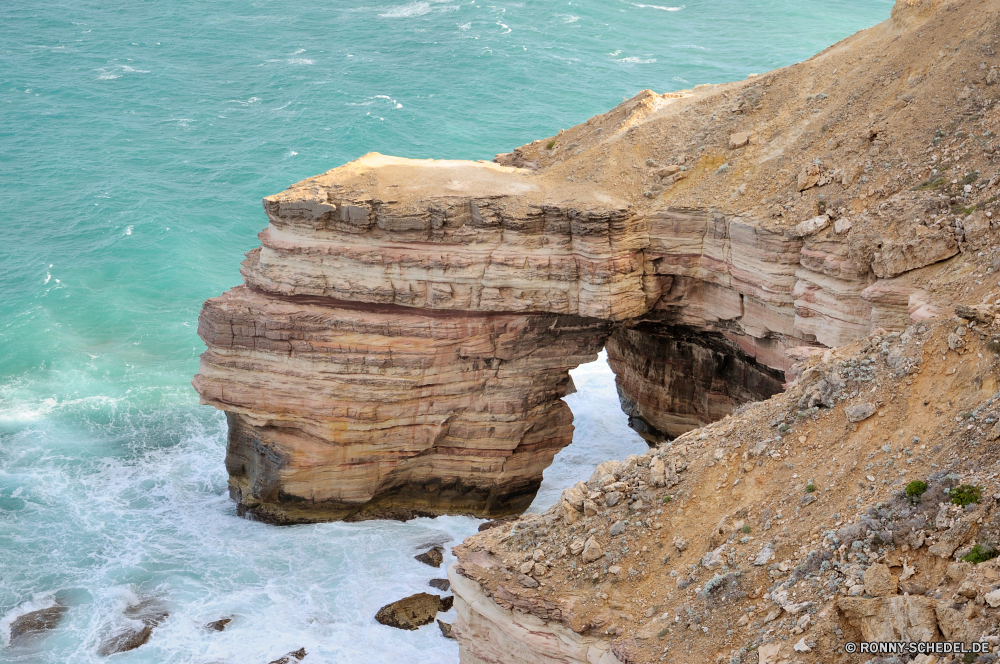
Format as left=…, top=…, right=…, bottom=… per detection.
left=1, top=1, right=892, bottom=662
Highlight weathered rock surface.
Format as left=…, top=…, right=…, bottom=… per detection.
left=448, top=565, right=620, bottom=664
left=195, top=285, right=609, bottom=523
left=437, top=619, right=455, bottom=639
left=838, top=596, right=941, bottom=642
left=98, top=598, right=169, bottom=656
left=374, top=593, right=449, bottom=631
left=608, top=323, right=784, bottom=441
left=429, top=578, right=451, bottom=591
left=8, top=604, right=67, bottom=645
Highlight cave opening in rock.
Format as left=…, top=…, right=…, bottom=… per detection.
left=606, top=322, right=788, bottom=445
left=526, top=350, right=648, bottom=513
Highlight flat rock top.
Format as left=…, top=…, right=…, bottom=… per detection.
left=269, top=152, right=627, bottom=211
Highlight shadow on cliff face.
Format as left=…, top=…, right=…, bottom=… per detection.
left=607, top=322, right=786, bottom=444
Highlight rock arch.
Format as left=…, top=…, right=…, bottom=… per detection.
left=192, top=154, right=900, bottom=523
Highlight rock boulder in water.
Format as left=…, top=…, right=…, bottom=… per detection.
left=428, top=578, right=450, bottom=591
left=374, top=593, right=448, bottom=630
left=9, top=604, right=67, bottom=645
left=268, top=648, right=306, bottom=664
left=437, top=619, right=454, bottom=639
left=98, top=598, right=169, bottom=656
left=414, top=546, right=444, bottom=568
left=205, top=617, right=232, bottom=631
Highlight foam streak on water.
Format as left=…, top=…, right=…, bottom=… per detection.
left=1, top=0, right=892, bottom=661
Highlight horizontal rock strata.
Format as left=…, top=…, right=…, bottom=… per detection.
left=194, top=148, right=949, bottom=522
left=194, top=286, right=610, bottom=522
left=607, top=324, right=785, bottom=442
left=243, top=154, right=649, bottom=322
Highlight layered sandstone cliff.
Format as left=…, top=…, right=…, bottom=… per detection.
left=195, top=0, right=987, bottom=528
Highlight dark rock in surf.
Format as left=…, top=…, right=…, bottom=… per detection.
left=268, top=647, right=307, bottom=664
left=428, top=578, right=450, bottom=591
left=375, top=593, right=449, bottom=630
left=9, top=604, right=68, bottom=645
left=206, top=617, right=232, bottom=632
left=98, top=598, right=169, bottom=656
left=437, top=619, right=455, bottom=639
left=414, top=546, right=444, bottom=568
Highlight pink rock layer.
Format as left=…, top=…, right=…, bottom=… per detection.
left=193, top=286, right=610, bottom=523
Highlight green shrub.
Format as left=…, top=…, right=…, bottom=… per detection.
left=663, top=495, right=672, bottom=503
left=905, top=480, right=928, bottom=503
left=805, top=482, right=817, bottom=493
left=546, top=140, right=556, bottom=149
left=658, top=628, right=669, bottom=638
left=961, top=544, right=999, bottom=564
left=951, top=484, right=983, bottom=507
left=741, top=524, right=751, bottom=534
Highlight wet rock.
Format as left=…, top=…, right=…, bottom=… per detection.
left=98, top=598, right=169, bottom=656
left=100, top=626, right=154, bottom=656
left=268, top=648, right=307, bottom=664
left=415, top=547, right=444, bottom=568
left=863, top=563, right=898, bottom=597
left=846, top=402, right=876, bottom=423
left=428, top=578, right=450, bottom=592
left=9, top=604, right=67, bottom=645
left=374, top=593, right=448, bottom=630
left=437, top=619, right=454, bottom=639
left=439, top=596, right=453, bottom=612
left=477, top=518, right=514, bottom=532
left=205, top=617, right=232, bottom=632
